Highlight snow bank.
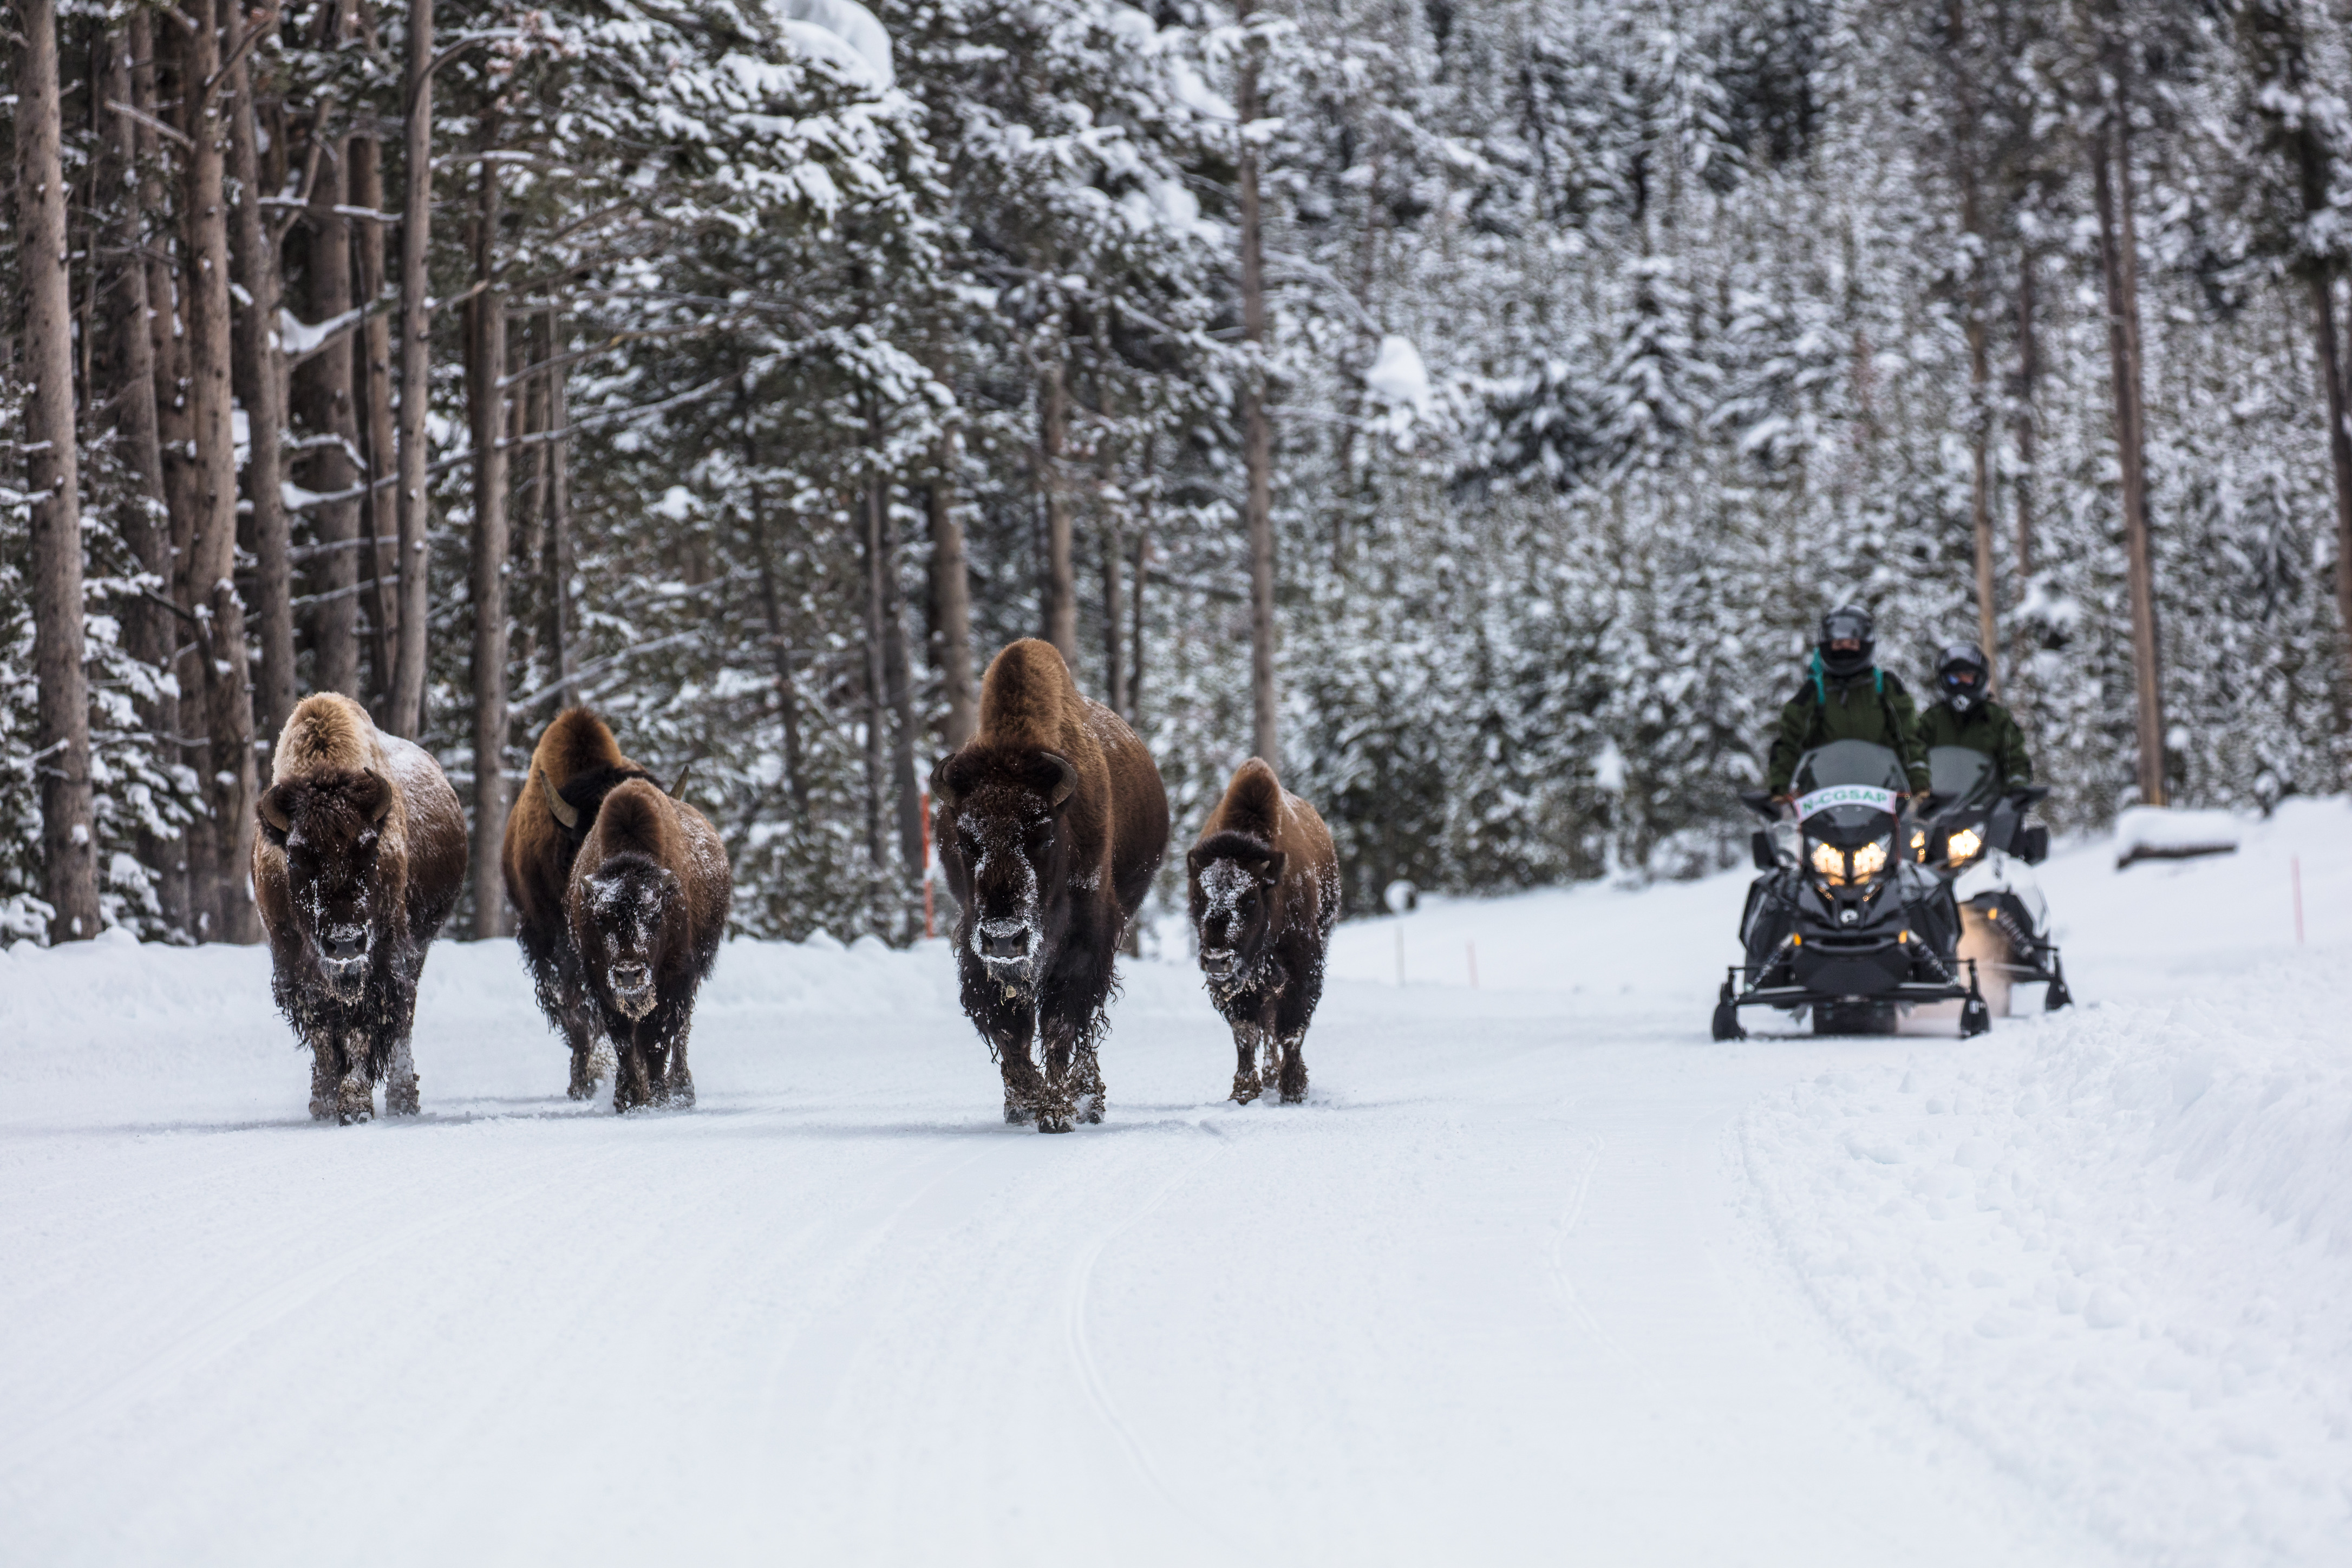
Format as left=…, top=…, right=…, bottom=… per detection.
left=1741, top=966, right=2352, bottom=1563
left=2115, top=805, right=2242, bottom=868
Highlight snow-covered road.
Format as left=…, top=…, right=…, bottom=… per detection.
left=4, top=802, right=2348, bottom=1565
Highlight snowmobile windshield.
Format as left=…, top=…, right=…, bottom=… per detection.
left=1929, top=746, right=1997, bottom=810
left=1790, top=741, right=1907, bottom=794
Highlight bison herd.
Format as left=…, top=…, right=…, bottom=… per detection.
left=256, top=639, right=1340, bottom=1132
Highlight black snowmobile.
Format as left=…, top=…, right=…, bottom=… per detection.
left=1713, top=740, right=1991, bottom=1040
left=1916, top=745, right=2072, bottom=1011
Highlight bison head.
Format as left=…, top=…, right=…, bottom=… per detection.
left=577, top=852, right=680, bottom=1021
left=934, top=748, right=1080, bottom=987
left=258, top=768, right=395, bottom=1002
left=1188, top=832, right=1286, bottom=989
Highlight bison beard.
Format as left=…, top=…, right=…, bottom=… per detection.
left=253, top=694, right=466, bottom=1123
left=565, top=778, right=730, bottom=1113
left=935, top=640, right=1168, bottom=1134
left=1187, top=759, right=1340, bottom=1106
left=502, top=709, right=659, bottom=1100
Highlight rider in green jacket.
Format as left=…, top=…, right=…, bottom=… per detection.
left=1765, top=604, right=1931, bottom=799
left=1916, top=643, right=2032, bottom=785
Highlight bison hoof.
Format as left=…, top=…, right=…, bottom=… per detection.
left=566, top=1080, right=599, bottom=1102
left=1075, top=1093, right=1104, bottom=1126
left=1035, top=1113, right=1073, bottom=1134
left=1278, top=1067, right=1308, bottom=1105
left=1231, top=1072, right=1263, bottom=1105
left=386, top=1075, right=420, bottom=1116
left=1003, top=1099, right=1035, bottom=1126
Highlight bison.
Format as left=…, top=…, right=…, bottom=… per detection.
left=1187, top=759, right=1340, bottom=1105
left=503, top=709, right=663, bottom=1099
left=565, top=776, right=731, bottom=1112
left=253, top=692, right=466, bottom=1123
left=932, top=639, right=1169, bottom=1133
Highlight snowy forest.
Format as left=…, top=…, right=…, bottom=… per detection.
left=4, top=0, right=2350, bottom=948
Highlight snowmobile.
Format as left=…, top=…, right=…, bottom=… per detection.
left=1914, top=746, right=2072, bottom=1012
left=1713, top=740, right=1991, bottom=1040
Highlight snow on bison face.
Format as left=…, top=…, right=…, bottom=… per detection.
left=579, top=853, right=680, bottom=1021
left=1188, top=840, right=1285, bottom=990
left=259, top=768, right=394, bottom=1004
left=937, top=750, right=1080, bottom=990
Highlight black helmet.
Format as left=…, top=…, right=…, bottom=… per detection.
left=1818, top=604, right=1875, bottom=678
left=1937, top=642, right=1990, bottom=713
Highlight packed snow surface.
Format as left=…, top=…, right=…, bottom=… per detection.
left=5, top=799, right=2350, bottom=1564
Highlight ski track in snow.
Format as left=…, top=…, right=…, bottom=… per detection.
left=3, top=799, right=2350, bottom=1564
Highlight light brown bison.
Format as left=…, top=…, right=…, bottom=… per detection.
left=253, top=693, right=466, bottom=1123
left=565, top=776, right=731, bottom=1112
left=1187, top=759, right=1340, bottom=1105
left=502, top=709, right=663, bottom=1099
left=932, top=639, right=1170, bottom=1133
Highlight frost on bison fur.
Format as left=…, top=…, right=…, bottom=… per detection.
left=504, top=709, right=660, bottom=1100
left=565, top=778, right=731, bottom=1113
left=1187, top=759, right=1340, bottom=1105
left=932, top=639, right=1170, bottom=1133
left=253, top=693, right=466, bottom=1123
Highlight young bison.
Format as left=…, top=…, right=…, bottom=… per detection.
left=253, top=693, right=466, bottom=1123
left=566, top=778, right=731, bottom=1112
left=502, top=709, right=661, bottom=1099
left=1187, top=759, right=1340, bottom=1105
left=933, top=639, right=1170, bottom=1133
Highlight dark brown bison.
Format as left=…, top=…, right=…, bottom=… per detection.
left=932, top=639, right=1170, bottom=1133
left=565, top=776, right=731, bottom=1112
left=1187, top=759, right=1340, bottom=1105
left=503, top=709, right=662, bottom=1099
left=253, top=693, right=466, bottom=1123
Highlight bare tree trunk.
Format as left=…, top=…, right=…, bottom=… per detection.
left=101, top=23, right=186, bottom=935
left=2091, top=94, right=2166, bottom=807
left=543, top=312, right=576, bottom=707
left=181, top=0, right=262, bottom=940
left=17, top=0, right=102, bottom=942
left=232, top=57, right=297, bottom=742
left=2313, top=279, right=2352, bottom=682
left=926, top=429, right=976, bottom=748
left=1947, top=0, right=1997, bottom=672
left=144, top=12, right=205, bottom=933
left=1131, top=432, right=1152, bottom=729
left=748, top=478, right=809, bottom=822
left=388, top=0, right=436, bottom=736
left=299, top=76, right=363, bottom=698
left=512, top=314, right=547, bottom=685
left=2013, top=250, right=2039, bottom=584
left=1039, top=357, right=1077, bottom=661
left=1238, top=1, right=1278, bottom=765
left=861, top=476, right=889, bottom=867
left=877, top=476, right=925, bottom=905
left=465, top=145, right=509, bottom=938
left=350, top=129, right=398, bottom=706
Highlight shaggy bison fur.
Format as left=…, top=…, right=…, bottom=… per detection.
left=253, top=693, right=466, bottom=1123
left=565, top=777, right=731, bottom=1112
left=1187, top=759, right=1340, bottom=1105
left=502, top=709, right=662, bottom=1098
left=933, top=639, right=1170, bottom=1133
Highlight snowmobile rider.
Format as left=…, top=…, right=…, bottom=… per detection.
left=1764, top=603, right=1931, bottom=803
left=1916, top=642, right=2031, bottom=784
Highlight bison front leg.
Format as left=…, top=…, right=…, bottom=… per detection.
left=612, top=1023, right=655, bottom=1114
left=1046, top=1016, right=1107, bottom=1126
left=384, top=1030, right=421, bottom=1116
left=1274, top=1031, right=1309, bottom=1105
left=307, top=1037, right=340, bottom=1122
left=1226, top=1006, right=1264, bottom=1105
left=662, top=1021, right=695, bottom=1109
left=962, top=958, right=1048, bottom=1128
left=334, top=1029, right=376, bottom=1125
left=559, top=970, right=606, bottom=1102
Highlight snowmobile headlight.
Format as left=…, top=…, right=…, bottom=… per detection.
left=1851, top=838, right=1890, bottom=879
left=1808, top=839, right=1846, bottom=884
left=1946, top=826, right=1983, bottom=865
left=1911, top=828, right=1928, bottom=861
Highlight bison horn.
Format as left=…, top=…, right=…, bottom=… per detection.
left=929, top=753, right=958, bottom=810
left=364, top=768, right=396, bottom=824
left=538, top=767, right=580, bottom=830
left=258, top=787, right=292, bottom=835
left=1042, top=752, right=1079, bottom=808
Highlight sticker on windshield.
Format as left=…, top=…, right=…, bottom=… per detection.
left=1795, top=784, right=1898, bottom=820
